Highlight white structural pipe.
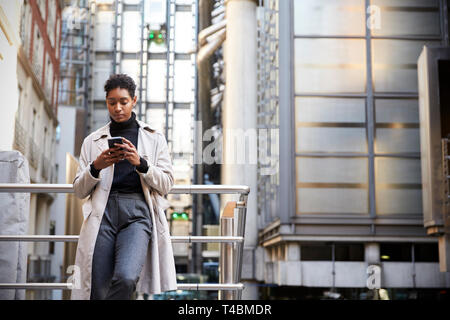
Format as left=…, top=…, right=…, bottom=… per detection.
left=197, top=28, right=226, bottom=63
left=198, top=18, right=226, bottom=46
left=221, top=0, right=258, bottom=300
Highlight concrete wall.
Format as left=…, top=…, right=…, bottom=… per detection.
left=262, top=260, right=450, bottom=289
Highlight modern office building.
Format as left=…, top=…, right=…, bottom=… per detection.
left=3, top=0, right=63, bottom=300
left=247, top=0, right=450, bottom=300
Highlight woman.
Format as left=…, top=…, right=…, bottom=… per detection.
left=71, top=74, right=177, bottom=300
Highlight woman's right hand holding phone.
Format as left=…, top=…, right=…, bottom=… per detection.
left=92, top=147, right=125, bottom=170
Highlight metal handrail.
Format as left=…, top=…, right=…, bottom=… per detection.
left=0, top=183, right=249, bottom=300
left=0, top=235, right=244, bottom=243
left=0, top=184, right=250, bottom=194
left=0, top=283, right=244, bottom=291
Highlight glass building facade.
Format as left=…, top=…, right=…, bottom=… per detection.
left=255, top=0, right=450, bottom=300
left=294, top=0, right=443, bottom=217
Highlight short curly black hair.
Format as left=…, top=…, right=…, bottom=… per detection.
left=104, top=74, right=136, bottom=98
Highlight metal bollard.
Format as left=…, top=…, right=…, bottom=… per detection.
left=219, top=202, right=236, bottom=300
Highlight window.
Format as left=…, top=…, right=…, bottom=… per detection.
left=122, top=11, right=141, bottom=53
left=146, top=0, right=165, bottom=25
left=174, top=60, right=194, bottom=102
left=17, top=86, right=23, bottom=117
left=55, top=17, right=60, bottom=59
left=94, top=11, right=114, bottom=51
left=335, top=243, right=364, bottom=261
left=380, top=243, right=439, bottom=262
left=45, top=55, right=53, bottom=101
left=20, top=0, right=32, bottom=53
left=55, top=125, right=60, bottom=142
left=43, top=127, right=48, bottom=155
left=33, top=28, right=44, bottom=80
left=147, top=60, right=167, bottom=102
left=49, top=220, right=55, bottom=255
left=301, top=244, right=332, bottom=261
left=31, top=109, right=37, bottom=137
left=300, top=243, right=365, bottom=261
left=53, top=77, right=58, bottom=107
left=380, top=243, right=412, bottom=262
left=37, top=0, right=46, bottom=19
left=414, top=243, right=439, bottom=262
left=174, top=11, right=194, bottom=53
left=47, top=0, right=56, bottom=48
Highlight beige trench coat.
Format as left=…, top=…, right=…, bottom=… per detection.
left=70, top=119, right=177, bottom=300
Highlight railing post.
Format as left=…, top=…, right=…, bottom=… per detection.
left=234, top=193, right=248, bottom=300
left=219, top=202, right=236, bottom=300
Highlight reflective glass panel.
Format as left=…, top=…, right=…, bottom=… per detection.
left=375, top=99, right=419, bottom=123
left=375, top=128, right=420, bottom=153
left=296, top=97, right=366, bottom=123
left=294, top=0, right=365, bottom=36
left=296, top=127, right=367, bottom=153
left=372, top=39, right=440, bottom=92
left=297, top=188, right=368, bottom=214
left=296, top=157, right=368, bottom=184
left=295, top=39, right=366, bottom=93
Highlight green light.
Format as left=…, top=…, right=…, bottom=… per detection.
left=172, top=212, right=189, bottom=220
left=158, top=33, right=162, bottom=39
left=149, top=33, right=154, bottom=39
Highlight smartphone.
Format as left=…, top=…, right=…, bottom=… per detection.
left=108, top=137, right=124, bottom=152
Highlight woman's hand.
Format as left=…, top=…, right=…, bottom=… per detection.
left=92, top=147, right=124, bottom=170
left=114, top=137, right=141, bottom=166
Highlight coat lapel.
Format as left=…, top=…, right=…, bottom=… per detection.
left=92, top=122, right=111, bottom=155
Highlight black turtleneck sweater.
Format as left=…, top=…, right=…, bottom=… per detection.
left=89, top=112, right=149, bottom=194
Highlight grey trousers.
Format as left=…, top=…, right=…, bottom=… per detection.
left=90, top=191, right=152, bottom=300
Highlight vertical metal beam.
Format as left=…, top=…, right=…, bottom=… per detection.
left=112, top=0, right=119, bottom=74
left=277, top=0, right=295, bottom=223
left=87, top=0, right=96, bottom=134
left=440, top=0, right=449, bottom=46
left=411, top=243, right=417, bottom=288
left=192, top=0, right=201, bottom=275
left=138, top=0, right=145, bottom=121
left=83, top=3, right=89, bottom=138
left=219, top=208, right=235, bottom=300
left=235, top=194, right=248, bottom=300
left=365, top=0, right=376, bottom=224
left=165, top=0, right=175, bottom=144
left=331, top=243, right=336, bottom=292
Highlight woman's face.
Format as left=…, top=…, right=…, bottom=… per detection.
left=106, top=87, right=137, bottom=122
